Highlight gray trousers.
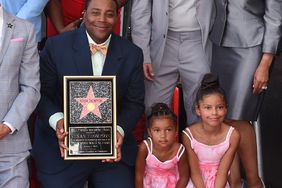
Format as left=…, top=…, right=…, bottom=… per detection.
left=145, top=30, right=210, bottom=125
left=0, top=153, right=29, bottom=188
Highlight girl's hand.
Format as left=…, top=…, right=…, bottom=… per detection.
left=252, top=53, right=273, bottom=94
left=135, top=142, right=148, bottom=188
left=58, top=18, right=82, bottom=33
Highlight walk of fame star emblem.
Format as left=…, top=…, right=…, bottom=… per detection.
left=75, top=86, right=108, bottom=119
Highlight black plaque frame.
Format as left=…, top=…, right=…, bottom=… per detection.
left=64, top=76, right=116, bottom=160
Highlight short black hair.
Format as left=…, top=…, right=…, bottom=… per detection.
left=85, top=0, right=119, bottom=12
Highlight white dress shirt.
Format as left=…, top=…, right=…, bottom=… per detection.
left=86, top=31, right=110, bottom=76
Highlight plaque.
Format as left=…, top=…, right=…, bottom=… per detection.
left=63, top=76, right=116, bottom=160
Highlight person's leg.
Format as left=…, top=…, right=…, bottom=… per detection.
left=0, top=158, right=29, bottom=188
left=89, top=162, right=134, bottom=188
left=37, top=160, right=93, bottom=188
left=178, top=30, right=210, bottom=125
left=144, top=30, right=182, bottom=115
left=229, top=120, right=263, bottom=188
left=228, top=153, right=243, bottom=188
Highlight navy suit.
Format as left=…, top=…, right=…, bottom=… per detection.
left=32, top=26, right=144, bottom=188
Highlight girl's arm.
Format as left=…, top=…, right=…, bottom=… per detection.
left=176, top=147, right=189, bottom=188
left=214, top=129, right=240, bottom=187
left=135, top=142, right=148, bottom=188
left=45, top=0, right=82, bottom=34
left=182, top=132, right=205, bottom=188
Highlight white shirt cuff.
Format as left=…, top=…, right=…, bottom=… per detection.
left=117, top=125, right=124, bottom=137
left=3, top=121, right=16, bottom=134
left=49, top=112, right=64, bottom=130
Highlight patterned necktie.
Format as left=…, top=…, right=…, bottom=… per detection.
left=89, top=43, right=108, bottom=55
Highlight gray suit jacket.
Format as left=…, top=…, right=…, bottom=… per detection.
left=131, top=0, right=215, bottom=66
left=0, top=9, right=40, bottom=155
left=210, top=0, right=282, bottom=54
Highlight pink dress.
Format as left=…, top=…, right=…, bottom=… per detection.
left=183, top=127, right=234, bottom=188
left=143, top=138, right=185, bottom=188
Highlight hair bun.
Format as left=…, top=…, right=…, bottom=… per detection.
left=151, top=103, right=170, bottom=114
left=201, top=73, right=220, bottom=90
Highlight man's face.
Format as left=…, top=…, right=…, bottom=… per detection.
left=84, top=0, right=118, bottom=44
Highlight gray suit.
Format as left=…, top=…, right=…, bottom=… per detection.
left=131, top=0, right=215, bottom=124
left=210, top=0, right=282, bottom=120
left=0, top=8, right=40, bottom=188
left=210, top=0, right=282, bottom=51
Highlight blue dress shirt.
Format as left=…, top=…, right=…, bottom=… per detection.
left=0, top=0, right=48, bottom=42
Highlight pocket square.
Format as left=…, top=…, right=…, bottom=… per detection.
left=10, top=38, right=25, bottom=42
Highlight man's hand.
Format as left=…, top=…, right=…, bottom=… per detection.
left=143, top=63, right=154, bottom=81
left=102, top=131, right=123, bottom=163
left=0, top=123, right=11, bottom=139
left=55, top=119, right=69, bottom=158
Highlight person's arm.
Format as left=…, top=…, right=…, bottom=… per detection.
left=45, top=0, right=82, bottom=34
left=135, top=142, right=147, bottom=188
left=182, top=131, right=205, bottom=188
left=261, top=0, right=282, bottom=54
left=253, top=53, right=273, bottom=93
left=116, top=0, right=128, bottom=8
left=116, top=47, right=144, bottom=136
left=214, top=128, right=240, bottom=188
left=2, top=22, right=40, bottom=132
left=253, top=0, right=282, bottom=93
left=37, top=38, right=63, bottom=129
left=131, top=0, right=154, bottom=80
left=176, top=147, right=189, bottom=188
left=16, top=0, right=48, bottom=20
left=0, top=124, right=11, bottom=139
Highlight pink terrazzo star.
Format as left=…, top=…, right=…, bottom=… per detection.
left=75, top=86, right=108, bottom=119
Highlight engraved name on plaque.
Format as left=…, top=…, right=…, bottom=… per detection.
left=64, top=76, right=116, bottom=160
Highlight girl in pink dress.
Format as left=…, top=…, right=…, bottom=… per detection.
left=182, top=74, right=240, bottom=188
left=135, top=103, right=189, bottom=188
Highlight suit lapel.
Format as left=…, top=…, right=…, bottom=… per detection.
left=72, top=29, right=123, bottom=76
left=72, top=26, right=93, bottom=75
left=102, top=34, right=123, bottom=76
left=0, top=10, right=15, bottom=65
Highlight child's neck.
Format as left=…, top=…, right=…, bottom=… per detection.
left=201, top=122, right=222, bottom=135
left=196, top=122, right=228, bottom=145
left=153, top=142, right=178, bottom=162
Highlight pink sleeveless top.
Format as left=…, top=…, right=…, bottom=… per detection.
left=143, top=138, right=185, bottom=188
left=183, top=127, right=234, bottom=188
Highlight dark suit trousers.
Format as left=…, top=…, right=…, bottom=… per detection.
left=37, top=160, right=134, bottom=188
